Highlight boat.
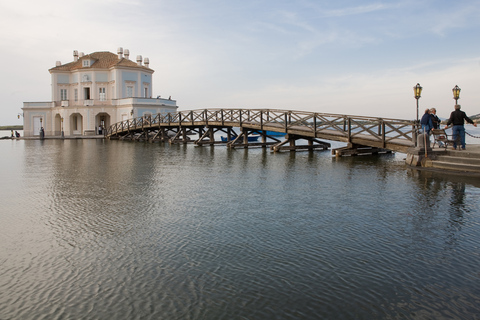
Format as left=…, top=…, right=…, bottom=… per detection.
left=220, top=135, right=260, bottom=142
left=259, top=130, right=286, bottom=137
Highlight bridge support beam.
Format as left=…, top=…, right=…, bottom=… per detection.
left=271, top=134, right=330, bottom=152
left=227, top=128, right=277, bottom=149
left=333, top=143, right=393, bottom=157
left=169, top=126, right=209, bottom=144
left=150, top=127, right=175, bottom=142
left=119, top=131, right=135, bottom=140
left=195, top=126, right=234, bottom=145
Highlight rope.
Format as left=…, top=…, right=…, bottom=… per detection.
left=465, top=131, right=480, bottom=139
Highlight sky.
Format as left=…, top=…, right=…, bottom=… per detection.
left=1, top=0, right=479, bottom=126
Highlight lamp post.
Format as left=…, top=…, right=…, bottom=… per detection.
left=413, top=83, right=423, bottom=122
left=452, top=85, right=461, bottom=105
left=61, top=117, right=64, bottom=138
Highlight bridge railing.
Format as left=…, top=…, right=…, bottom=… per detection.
left=105, top=108, right=418, bottom=147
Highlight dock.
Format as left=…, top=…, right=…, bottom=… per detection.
left=406, top=144, right=480, bottom=176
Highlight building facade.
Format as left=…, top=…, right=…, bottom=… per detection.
left=22, top=48, right=177, bottom=137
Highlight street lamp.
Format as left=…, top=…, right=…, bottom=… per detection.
left=413, top=83, right=423, bottom=122
left=61, top=117, right=64, bottom=138
left=452, top=85, right=461, bottom=105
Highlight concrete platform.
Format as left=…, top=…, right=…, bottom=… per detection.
left=406, top=144, right=480, bottom=176
left=5, top=135, right=106, bottom=140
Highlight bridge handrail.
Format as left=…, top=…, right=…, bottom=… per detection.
left=105, top=108, right=419, bottom=148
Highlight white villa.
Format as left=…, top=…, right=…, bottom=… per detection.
left=22, top=47, right=178, bottom=137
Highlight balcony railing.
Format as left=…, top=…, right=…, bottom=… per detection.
left=23, top=102, right=56, bottom=108
left=35, top=98, right=178, bottom=108
left=114, top=97, right=177, bottom=106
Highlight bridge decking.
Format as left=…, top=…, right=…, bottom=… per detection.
left=105, top=109, right=418, bottom=155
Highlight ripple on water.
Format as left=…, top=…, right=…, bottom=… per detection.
left=1, top=141, right=480, bottom=319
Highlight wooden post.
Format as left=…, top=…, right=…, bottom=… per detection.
left=243, top=128, right=248, bottom=147
left=209, top=128, right=214, bottom=142
left=413, top=124, right=417, bottom=146
left=347, top=117, right=352, bottom=143
left=182, top=127, right=187, bottom=144
left=381, top=121, right=386, bottom=148
left=260, top=110, right=263, bottom=131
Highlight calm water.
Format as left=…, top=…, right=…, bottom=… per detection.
left=1, top=134, right=480, bottom=319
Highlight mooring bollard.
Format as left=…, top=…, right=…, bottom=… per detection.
left=417, top=133, right=430, bottom=149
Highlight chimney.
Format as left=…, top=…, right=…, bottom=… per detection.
left=79, top=52, right=84, bottom=58
left=136, top=55, right=142, bottom=66
left=117, top=47, right=123, bottom=59
left=124, top=49, right=130, bottom=59
left=73, top=50, right=78, bottom=62
left=144, top=57, right=149, bottom=68
left=56, top=61, right=61, bottom=67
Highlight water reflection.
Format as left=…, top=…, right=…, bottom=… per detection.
left=450, top=182, right=466, bottom=210
left=1, top=140, right=480, bottom=319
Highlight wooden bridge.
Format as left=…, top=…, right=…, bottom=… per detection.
left=105, top=109, right=418, bottom=156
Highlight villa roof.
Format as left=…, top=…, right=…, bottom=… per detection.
left=49, top=51, right=153, bottom=72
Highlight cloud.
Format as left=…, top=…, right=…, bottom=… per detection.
left=322, top=3, right=389, bottom=17
left=428, top=4, right=480, bottom=36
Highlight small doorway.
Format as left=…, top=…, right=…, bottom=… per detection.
left=70, top=113, right=83, bottom=135
left=95, top=112, right=110, bottom=135
left=54, top=114, right=62, bottom=136
left=33, top=117, right=42, bottom=136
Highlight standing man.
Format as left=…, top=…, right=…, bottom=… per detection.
left=420, top=108, right=433, bottom=134
left=445, top=104, right=477, bottom=150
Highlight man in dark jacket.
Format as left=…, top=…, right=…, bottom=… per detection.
left=445, top=104, right=477, bottom=150
left=420, top=108, right=433, bottom=134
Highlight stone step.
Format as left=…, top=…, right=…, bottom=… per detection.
left=431, top=161, right=480, bottom=173
left=445, top=149, right=480, bottom=159
left=435, top=155, right=480, bottom=166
